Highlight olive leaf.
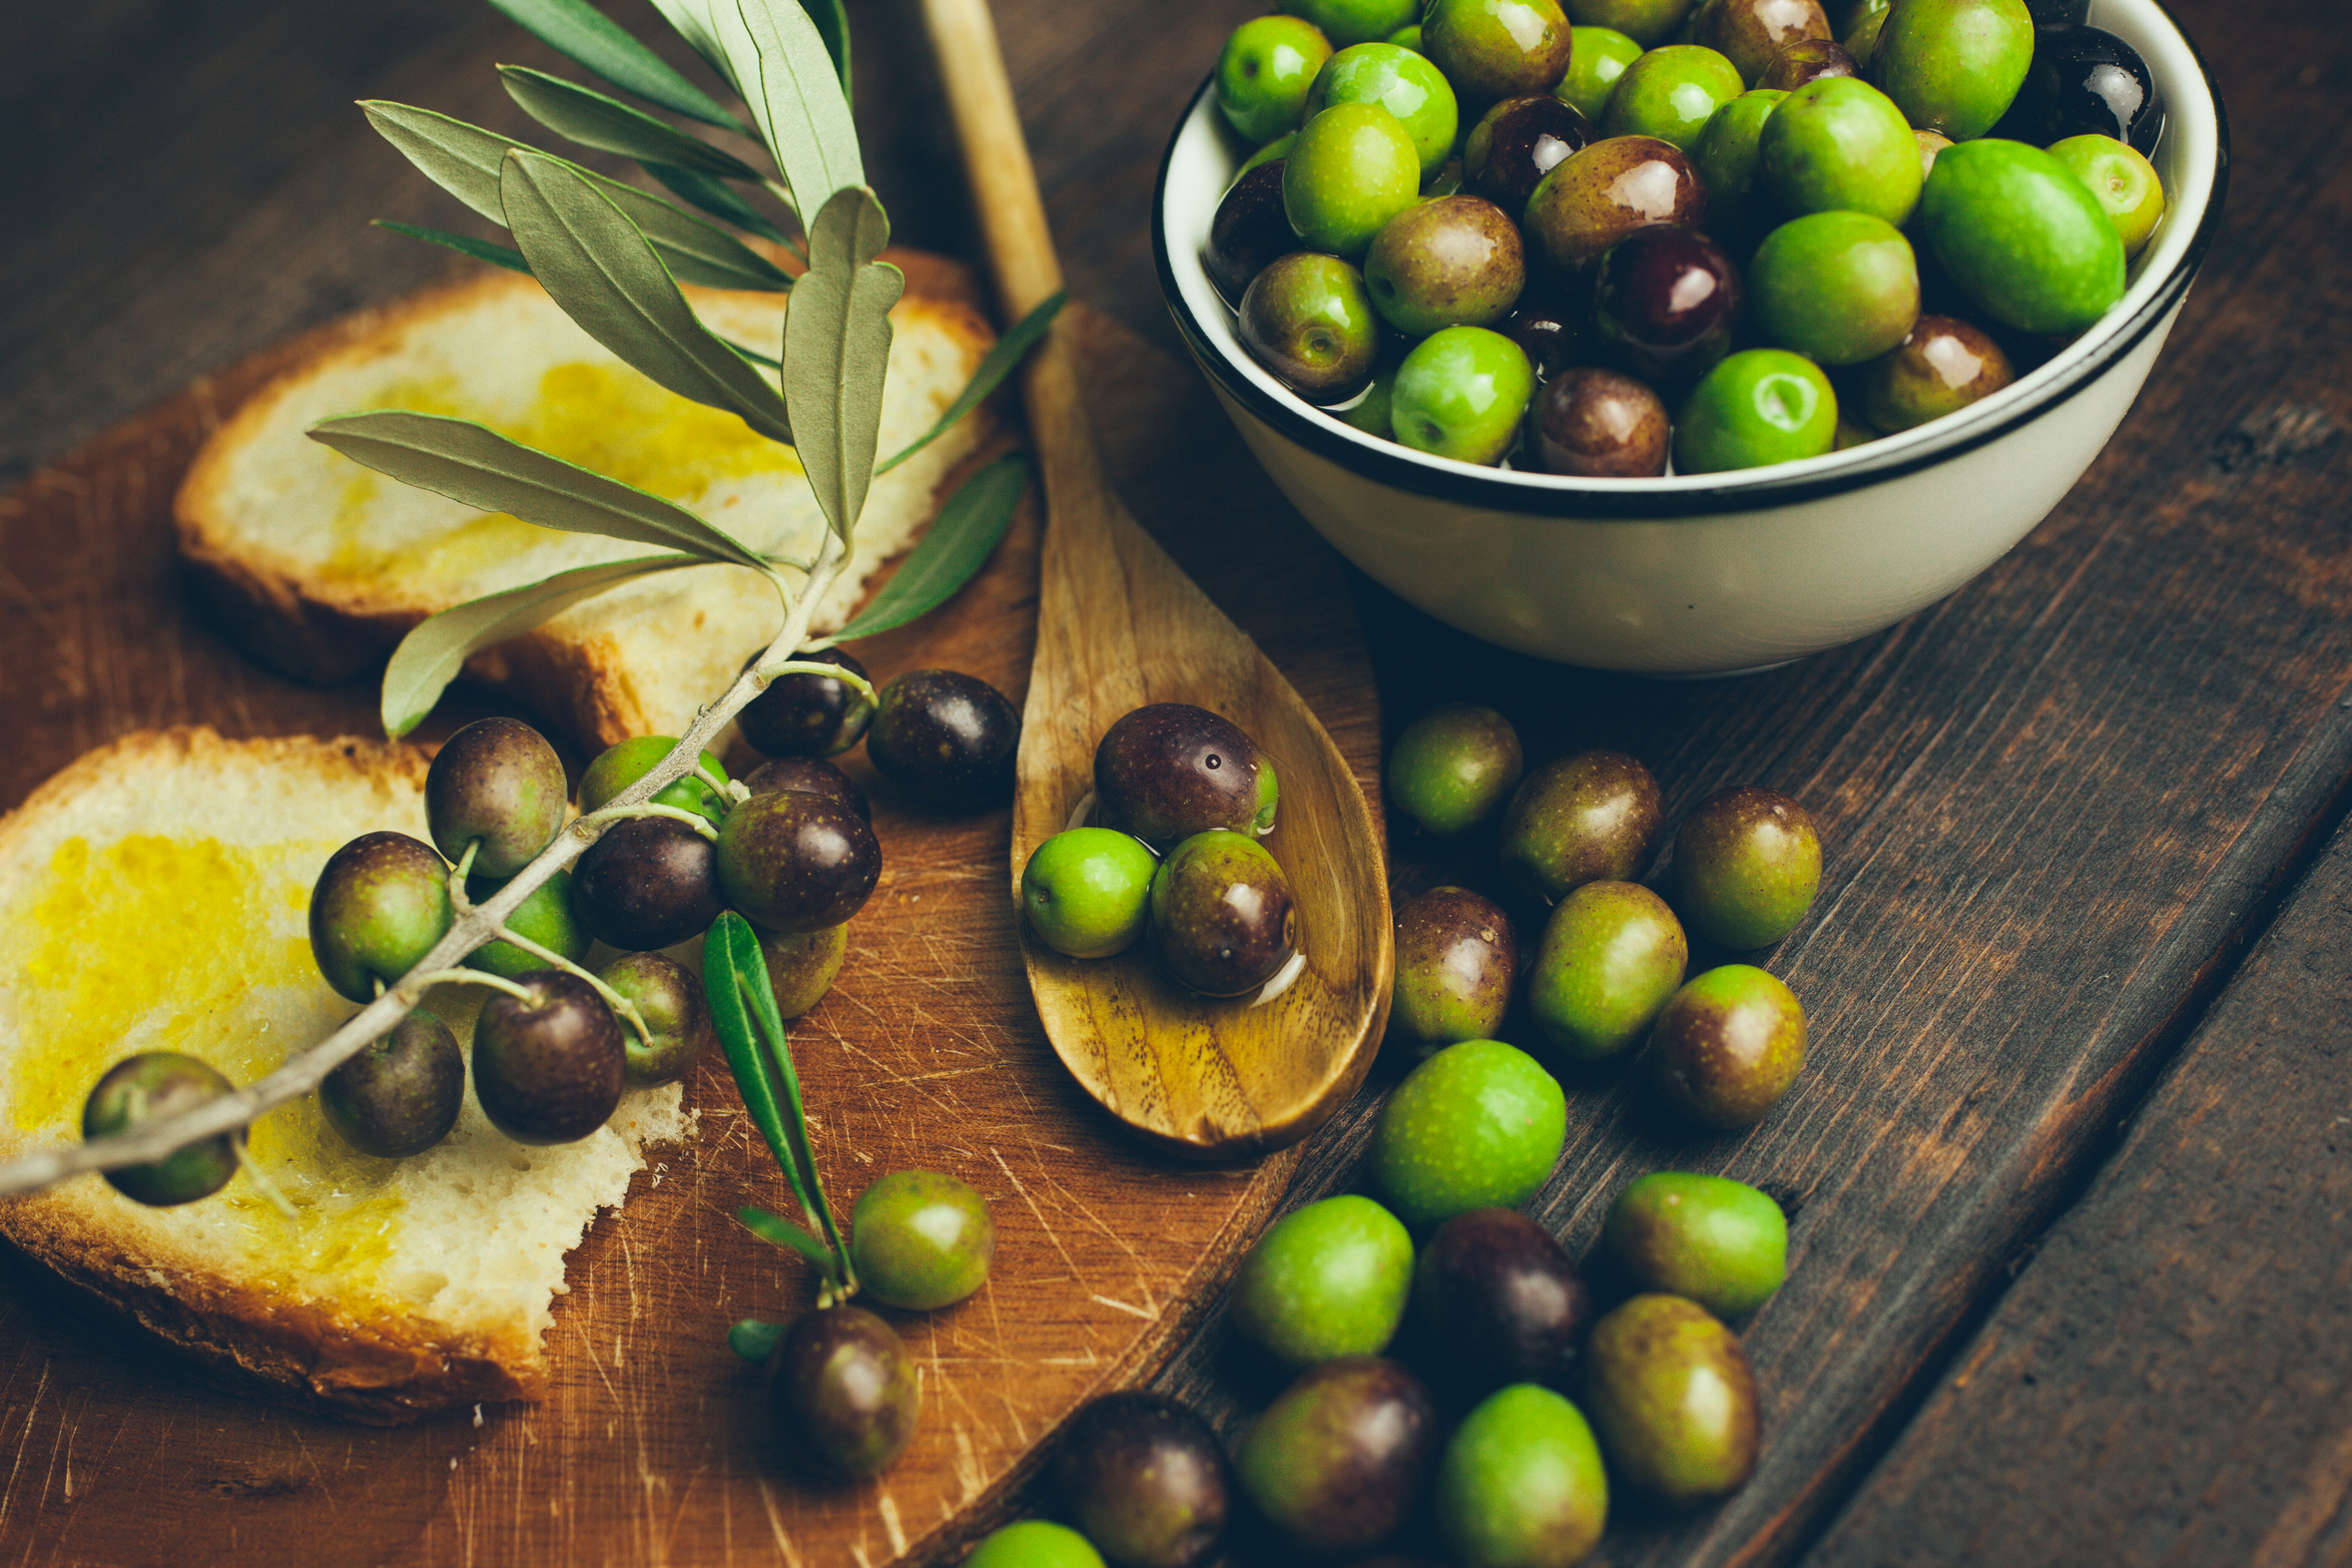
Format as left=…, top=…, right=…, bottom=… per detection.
left=830, top=454, right=1027, bottom=642
left=500, top=149, right=794, bottom=442
left=704, top=912, right=852, bottom=1291
left=712, top=0, right=863, bottom=214
left=728, top=1318, right=786, bottom=1363
left=373, top=220, right=532, bottom=274
left=376, top=554, right=702, bottom=736
left=308, top=409, right=770, bottom=568
left=876, top=290, right=1064, bottom=473
left=647, top=161, right=796, bottom=247
left=361, top=103, right=791, bottom=291
left=739, top=1206, right=835, bottom=1269
left=648, top=0, right=741, bottom=93
left=484, top=0, right=748, bottom=130
left=801, top=0, right=852, bottom=98
left=784, top=186, right=900, bottom=542
left=498, top=65, right=762, bottom=181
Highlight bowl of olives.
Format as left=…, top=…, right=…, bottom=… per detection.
left=1152, top=0, right=2225, bottom=674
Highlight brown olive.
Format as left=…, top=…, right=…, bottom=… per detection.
left=759, top=922, right=850, bottom=1019
left=1052, top=1392, right=1233, bottom=1568
left=571, top=815, right=724, bottom=951
left=1855, top=312, right=2015, bottom=434
left=1499, top=751, right=1666, bottom=902
left=472, top=970, right=627, bottom=1145
left=1204, top=159, right=1295, bottom=306
left=1391, top=886, right=1517, bottom=1055
left=1648, top=963, right=1806, bottom=1128
left=765, top=1305, right=920, bottom=1477
left=1149, top=829, right=1298, bottom=997
left=1463, top=95, right=1594, bottom=215
left=1235, top=1358, right=1440, bottom=1556
left=1094, top=703, right=1266, bottom=846
left=715, top=787, right=882, bottom=934
left=1582, top=1294, right=1760, bottom=1503
left=1672, top=784, right=1822, bottom=949
left=1694, top=0, right=1832, bottom=83
left=1758, top=34, right=1858, bottom=90
left=1522, top=135, right=1707, bottom=277
left=423, top=716, right=567, bottom=879
left=1527, top=366, right=1671, bottom=477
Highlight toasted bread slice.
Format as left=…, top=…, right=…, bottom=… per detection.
left=176, top=267, right=998, bottom=748
left=0, top=728, right=690, bottom=1424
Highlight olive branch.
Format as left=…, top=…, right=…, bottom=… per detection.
left=0, top=0, right=1055, bottom=1200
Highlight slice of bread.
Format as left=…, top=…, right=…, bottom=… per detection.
left=0, top=728, right=690, bottom=1424
left=176, top=265, right=998, bottom=749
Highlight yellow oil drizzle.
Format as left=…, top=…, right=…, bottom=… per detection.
left=325, top=359, right=803, bottom=582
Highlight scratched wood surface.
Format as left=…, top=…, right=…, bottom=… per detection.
left=0, top=276, right=1382, bottom=1565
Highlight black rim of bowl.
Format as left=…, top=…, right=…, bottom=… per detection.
left=1150, top=4, right=2231, bottom=522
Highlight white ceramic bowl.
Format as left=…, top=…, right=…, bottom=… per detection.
left=1153, top=0, right=2227, bottom=674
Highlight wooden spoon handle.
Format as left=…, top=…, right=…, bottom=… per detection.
left=916, top=0, right=1116, bottom=523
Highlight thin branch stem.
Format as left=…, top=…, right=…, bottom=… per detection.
left=0, top=531, right=852, bottom=1198
left=484, top=923, right=654, bottom=1045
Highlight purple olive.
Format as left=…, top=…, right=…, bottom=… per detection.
left=1592, top=225, right=1743, bottom=391
left=1527, top=366, right=1671, bottom=477
left=472, top=970, right=627, bottom=1145
left=736, top=647, right=874, bottom=760
left=1094, top=703, right=1267, bottom=846
left=1053, top=1392, right=1233, bottom=1568
left=1463, top=95, right=1595, bottom=215
left=1411, top=1208, right=1594, bottom=1393
left=766, top=1306, right=920, bottom=1477
left=742, top=755, right=871, bottom=821
left=571, top=815, right=724, bottom=951
left=1204, top=160, right=1297, bottom=306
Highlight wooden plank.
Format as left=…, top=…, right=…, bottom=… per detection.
left=1802, top=810, right=2352, bottom=1567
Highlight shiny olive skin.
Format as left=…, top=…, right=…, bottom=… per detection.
left=743, top=755, right=869, bottom=821
left=320, top=1009, right=464, bottom=1158
left=1465, top=96, right=1595, bottom=215
left=463, top=868, right=588, bottom=977
left=1759, top=33, right=1857, bottom=89
left=1498, top=750, right=1665, bottom=903
left=472, top=969, right=627, bottom=1145
left=738, top=647, right=873, bottom=760
left=1844, top=309, right=2013, bottom=432
left=1582, top=1294, right=1760, bottom=1503
left=1528, top=365, right=1671, bottom=476
left=1556, top=27, right=1643, bottom=119
left=1241, top=252, right=1382, bottom=402
left=1150, top=829, right=1299, bottom=996
left=1747, top=210, right=1919, bottom=365
left=1052, top=1392, right=1233, bottom=1568
left=1411, top=1207, right=1593, bottom=1391
left=571, top=815, right=724, bottom=951
left=1993, top=24, right=2162, bottom=154
left=1367, top=196, right=1528, bottom=336
left=866, top=669, right=1020, bottom=808
left=1527, top=881, right=1688, bottom=1062
left=1672, top=785, right=1823, bottom=947
left=2050, top=133, right=2165, bottom=259
left=1497, top=283, right=1591, bottom=379
left=1869, top=0, right=2036, bottom=141
left=1307, top=42, right=1463, bottom=179
left=1392, top=886, right=1519, bottom=1053
left=597, top=950, right=716, bottom=1085
left=1023, top=827, right=1159, bottom=959
left=1604, top=1172, right=1788, bottom=1315
left=1433, top=1384, right=1609, bottom=1568
left=1339, top=340, right=1403, bottom=439
left=1233, top=1194, right=1416, bottom=1367
left=1566, top=0, right=1695, bottom=51
left=1601, top=45, right=1744, bottom=154
left=579, top=735, right=731, bottom=828
left=758, top=922, right=850, bottom=1019
left=1592, top=225, right=1742, bottom=390
left=1757, top=75, right=1921, bottom=227
left=1919, top=138, right=2125, bottom=335
left=715, top=786, right=882, bottom=934
left=1218, top=14, right=1335, bottom=145
left=1649, top=963, right=1806, bottom=1127
left=1425, top=0, right=1575, bottom=107
left=1288, top=0, right=1423, bottom=49
left=1694, top=0, right=1830, bottom=84
left=1689, top=87, right=1786, bottom=256
left=1204, top=159, right=1294, bottom=305
left=766, top=1305, right=921, bottom=1477
left=1391, top=325, right=1536, bottom=465
left=1095, top=703, right=1266, bottom=845
left=965, top=1523, right=1104, bottom=1568
left=1284, top=101, right=1426, bottom=260
left=308, top=831, right=455, bottom=1003
left=1236, top=1357, right=1441, bottom=1556
left=424, top=716, right=567, bottom=879
left=1673, top=347, right=1839, bottom=473
left=1523, top=136, right=1707, bottom=275
left=1388, top=703, right=1524, bottom=836
left=1841, top=0, right=1888, bottom=66
left=85, top=1052, right=242, bottom=1206
left=850, top=1169, right=995, bottom=1309
left=1371, top=1040, right=1567, bottom=1231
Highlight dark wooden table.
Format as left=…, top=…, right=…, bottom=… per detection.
left=4, top=2, right=2348, bottom=1565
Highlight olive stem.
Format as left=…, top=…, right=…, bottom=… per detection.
left=233, top=1140, right=300, bottom=1222
left=750, top=659, right=880, bottom=718
left=695, top=760, right=735, bottom=801
left=409, top=967, right=539, bottom=1004
left=575, top=800, right=722, bottom=842
left=0, top=530, right=852, bottom=1197
left=482, top=926, right=655, bottom=1047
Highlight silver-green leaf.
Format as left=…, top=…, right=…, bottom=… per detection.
left=482, top=0, right=747, bottom=131
left=801, top=0, right=853, bottom=98
left=376, top=554, right=702, bottom=737
left=711, top=0, right=863, bottom=214
left=646, top=161, right=795, bottom=247
left=307, top=409, right=769, bottom=568
left=877, top=289, right=1064, bottom=474
left=361, top=103, right=789, bottom=292
left=498, top=66, right=761, bottom=181
left=373, top=220, right=532, bottom=274
left=784, top=186, right=899, bottom=542
left=499, top=149, right=794, bottom=443
left=649, top=0, right=741, bottom=93
left=832, top=454, right=1026, bottom=642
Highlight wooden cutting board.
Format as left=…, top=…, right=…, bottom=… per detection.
left=0, top=253, right=1382, bottom=1568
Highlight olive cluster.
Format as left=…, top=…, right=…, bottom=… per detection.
left=1207, top=0, right=2166, bottom=475
left=1018, top=704, right=1300, bottom=999
left=957, top=1171, right=1790, bottom=1567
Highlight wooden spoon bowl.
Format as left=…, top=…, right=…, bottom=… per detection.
left=921, top=0, right=1393, bottom=1159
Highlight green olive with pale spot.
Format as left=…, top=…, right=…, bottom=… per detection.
left=1649, top=964, right=1806, bottom=1127
left=1527, top=880, right=1688, bottom=1062
left=1672, top=785, right=1822, bottom=948
left=1370, top=1040, right=1566, bottom=1231
left=850, top=1169, right=995, bottom=1309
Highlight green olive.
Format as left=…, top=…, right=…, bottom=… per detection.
left=1918, top=138, right=2126, bottom=335
left=850, top=1169, right=995, bottom=1309
left=962, top=1522, right=1104, bottom=1568
left=1526, top=881, right=1688, bottom=1062
left=1582, top=1294, right=1759, bottom=1503
left=83, top=1051, right=243, bottom=1206
left=1231, top=1194, right=1416, bottom=1367
left=578, top=735, right=731, bottom=829
left=1219, top=15, right=1337, bottom=145
left=1370, top=1040, right=1566, bottom=1231
left=1022, top=827, right=1159, bottom=959
left=1433, top=1383, right=1609, bottom=1568
left=1671, top=784, right=1822, bottom=949
left=1388, top=703, right=1524, bottom=836
left=1604, top=1171, right=1789, bottom=1315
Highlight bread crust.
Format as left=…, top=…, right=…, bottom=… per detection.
left=173, top=265, right=1001, bottom=739
left=0, top=728, right=649, bottom=1423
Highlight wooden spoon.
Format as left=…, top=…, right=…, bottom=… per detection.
left=919, top=0, right=1393, bottom=1160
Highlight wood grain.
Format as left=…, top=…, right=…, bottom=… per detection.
left=0, top=281, right=1383, bottom=1566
